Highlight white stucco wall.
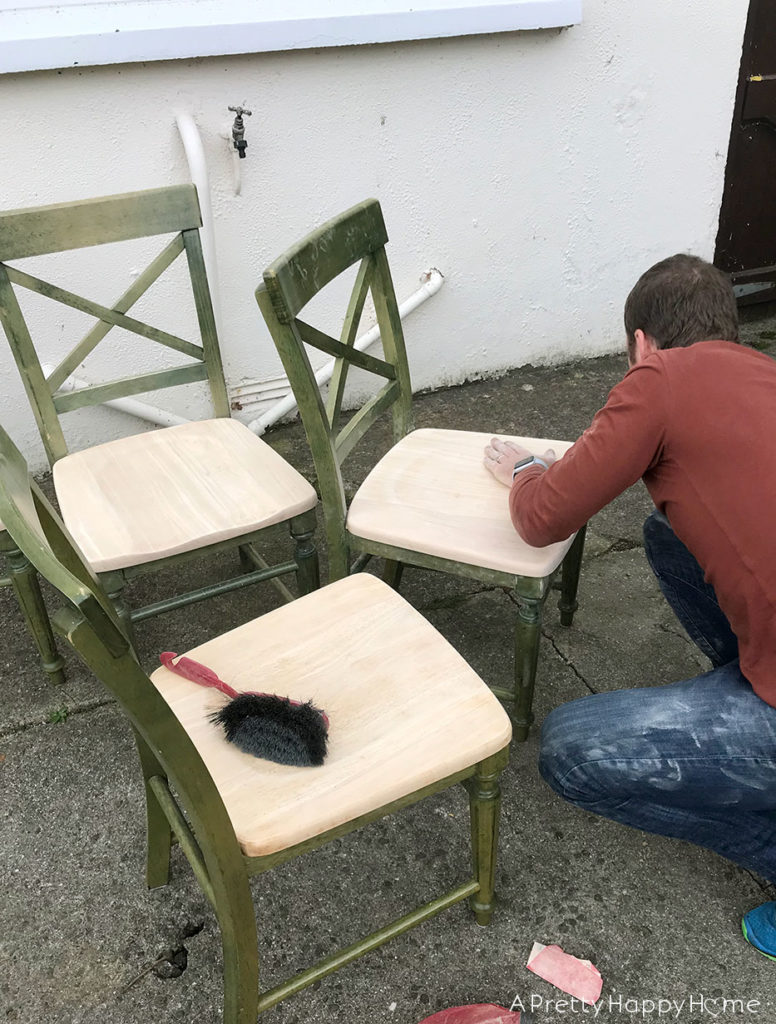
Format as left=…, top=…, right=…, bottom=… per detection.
left=0, top=0, right=749, bottom=470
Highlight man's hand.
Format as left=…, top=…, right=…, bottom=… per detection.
left=483, top=437, right=557, bottom=487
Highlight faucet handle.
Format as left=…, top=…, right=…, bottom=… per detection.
left=228, top=105, right=253, bottom=119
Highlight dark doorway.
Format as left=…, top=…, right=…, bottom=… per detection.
left=715, top=0, right=776, bottom=305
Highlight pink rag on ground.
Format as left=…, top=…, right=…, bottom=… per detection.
left=417, top=1007, right=523, bottom=1024
left=525, top=941, right=603, bottom=1005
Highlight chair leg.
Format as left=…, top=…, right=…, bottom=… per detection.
left=558, top=524, right=586, bottom=627
left=465, top=754, right=505, bottom=926
left=512, top=588, right=546, bottom=742
left=382, top=559, right=404, bottom=591
left=290, top=511, right=320, bottom=596
left=237, top=544, right=254, bottom=575
left=5, top=544, right=65, bottom=684
left=102, top=570, right=138, bottom=650
left=145, top=782, right=173, bottom=890
left=217, top=880, right=260, bottom=1024
left=131, top=729, right=173, bottom=888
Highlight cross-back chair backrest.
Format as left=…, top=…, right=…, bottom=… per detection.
left=256, top=199, right=413, bottom=572
left=0, top=185, right=230, bottom=465
left=0, top=421, right=243, bottom=887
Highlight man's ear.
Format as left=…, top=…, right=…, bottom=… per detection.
left=633, top=329, right=659, bottom=364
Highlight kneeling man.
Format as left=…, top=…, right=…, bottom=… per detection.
left=485, top=254, right=776, bottom=959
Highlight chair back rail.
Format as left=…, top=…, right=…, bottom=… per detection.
left=256, top=199, right=413, bottom=575
left=0, top=185, right=229, bottom=465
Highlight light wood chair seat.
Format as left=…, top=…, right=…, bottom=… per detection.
left=53, top=419, right=317, bottom=573
left=151, top=572, right=512, bottom=857
left=348, top=428, right=576, bottom=579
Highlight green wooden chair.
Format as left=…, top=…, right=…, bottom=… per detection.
left=0, top=421, right=512, bottom=1022
left=256, top=199, right=587, bottom=741
left=0, top=185, right=319, bottom=653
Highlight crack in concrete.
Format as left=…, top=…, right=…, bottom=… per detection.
left=592, top=537, right=643, bottom=559
left=743, top=868, right=776, bottom=898
left=655, top=620, right=694, bottom=648
left=0, top=694, right=115, bottom=739
left=541, top=627, right=599, bottom=696
left=417, top=583, right=502, bottom=612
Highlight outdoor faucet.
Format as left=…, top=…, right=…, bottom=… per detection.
left=228, top=105, right=252, bottom=158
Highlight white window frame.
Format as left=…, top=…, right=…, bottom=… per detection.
left=0, top=0, right=582, bottom=75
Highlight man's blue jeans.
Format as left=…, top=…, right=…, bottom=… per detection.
left=539, top=510, right=776, bottom=882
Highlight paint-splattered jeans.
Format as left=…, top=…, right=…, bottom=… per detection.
left=539, top=509, right=776, bottom=882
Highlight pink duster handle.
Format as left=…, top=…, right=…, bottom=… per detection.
left=159, top=652, right=330, bottom=728
left=160, top=652, right=240, bottom=699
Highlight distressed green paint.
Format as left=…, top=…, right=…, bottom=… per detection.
left=326, top=255, right=373, bottom=431
left=5, top=264, right=206, bottom=361
left=45, top=234, right=186, bottom=394
left=0, top=528, right=64, bottom=683
left=559, top=524, right=587, bottom=627
left=296, top=318, right=396, bottom=380
left=262, top=198, right=389, bottom=321
left=256, top=197, right=586, bottom=739
left=0, top=185, right=224, bottom=465
left=0, top=262, right=68, bottom=464
left=182, top=227, right=231, bottom=418
left=52, top=364, right=210, bottom=414
left=0, top=424, right=510, bottom=1022
left=334, top=380, right=402, bottom=463
left=0, top=185, right=202, bottom=260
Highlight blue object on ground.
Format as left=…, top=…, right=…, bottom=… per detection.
left=742, top=901, right=776, bottom=961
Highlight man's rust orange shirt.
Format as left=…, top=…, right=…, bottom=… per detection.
left=510, top=340, right=776, bottom=706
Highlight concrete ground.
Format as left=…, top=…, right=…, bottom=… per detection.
left=3, top=318, right=776, bottom=1024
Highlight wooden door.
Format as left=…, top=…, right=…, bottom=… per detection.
left=715, top=0, right=776, bottom=304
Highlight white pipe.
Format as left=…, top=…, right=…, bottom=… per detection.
left=40, top=269, right=445, bottom=433
left=42, top=365, right=189, bottom=428
left=249, top=268, right=445, bottom=435
left=231, top=144, right=243, bottom=197
left=174, top=111, right=224, bottom=336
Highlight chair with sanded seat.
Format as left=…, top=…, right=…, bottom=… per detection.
left=256, top=198, right=587, bottom=740
left=0, top=421, right=512, bottom=1022
left=0, top=185, right=319, bottom=652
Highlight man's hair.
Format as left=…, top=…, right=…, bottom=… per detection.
left=624, top=254, right=739, bottom=355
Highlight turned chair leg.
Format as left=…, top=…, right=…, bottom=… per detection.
left=382, top=559, right=404, bottom=591
left=512, top=589, right=547, bottom=742
left=5, top=544, right=65, bottom=684
left=132, top=730, right=173, bottom=889
left=465, top=754, right=505, bottom=926
left=290, top=511, right=320, bottom=596
left=144, top=783, right=173, bottom=890
left=102, top=570, right=138, bottom=651
left=237, top=543, right=255, bottom=575
left=558, top=524, right=586, bottom=627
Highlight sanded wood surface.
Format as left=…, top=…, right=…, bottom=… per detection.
left=53, top=419, right=317, bottom=572
left=151, top=573, right=512, bottom=857
left=347, top=428, right=577, bottom=577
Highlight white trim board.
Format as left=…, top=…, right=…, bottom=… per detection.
left=0, top=0, right=582, bottom=75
